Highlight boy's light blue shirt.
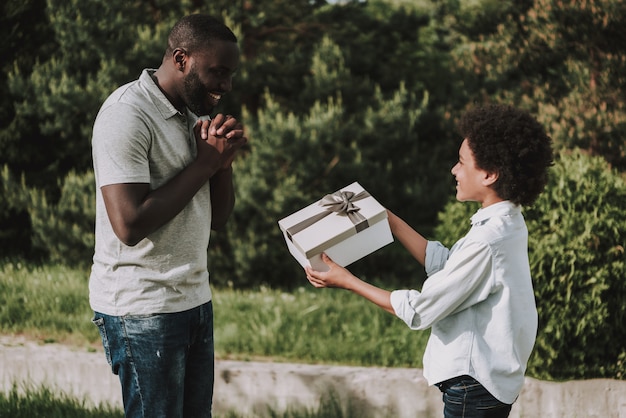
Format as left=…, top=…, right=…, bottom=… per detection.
left=390, top=201, right=537, bottom=404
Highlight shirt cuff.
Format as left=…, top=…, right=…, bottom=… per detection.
left=390, top=289, right=422, bottom=330
left=425, top=240, right=449, bottom=276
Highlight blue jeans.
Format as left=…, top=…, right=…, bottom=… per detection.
left=92, top=301, right=214, bottom=418
left=437, top=375, right=512, bottom=418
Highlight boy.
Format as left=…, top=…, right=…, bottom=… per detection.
left=305, top=104, right=553, bottom=418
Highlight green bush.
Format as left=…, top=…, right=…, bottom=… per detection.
left=0, top=165, right=34, bottom=258
left=28, top=170, right=95, bottom=267
left=433, top=150, right=626, bottom=380
left=208, top=35, right=453, bottom=289
left=1, top=166, right=95, bottom=267
left=525, top=150, right=626, bottom=380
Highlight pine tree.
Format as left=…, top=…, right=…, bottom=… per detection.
left=447, top=0, right=626, bottom=170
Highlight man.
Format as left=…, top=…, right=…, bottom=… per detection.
left=305, top=104, right=553, bottom=418
left=89, top=14, right=246, bottom=418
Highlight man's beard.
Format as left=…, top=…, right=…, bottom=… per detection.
left=183, top=69, right=211, bottom=116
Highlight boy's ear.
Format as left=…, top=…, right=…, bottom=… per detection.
left=482, top=171, right=499, bottom=186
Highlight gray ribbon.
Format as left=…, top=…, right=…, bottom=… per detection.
left=286, top=190, right=371, bottom=241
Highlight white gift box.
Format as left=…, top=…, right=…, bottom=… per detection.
left=278, top=182, right=393, bottom=271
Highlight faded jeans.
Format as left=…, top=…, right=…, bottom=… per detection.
left=92, top=301, right=214, bottom=418
left=437, top=375, right=512, bottom=418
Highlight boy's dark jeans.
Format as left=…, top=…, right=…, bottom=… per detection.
left=437, top=375, right=512, bottom=418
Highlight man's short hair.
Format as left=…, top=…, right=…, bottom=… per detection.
left=166, top=14, right=237, bottom=56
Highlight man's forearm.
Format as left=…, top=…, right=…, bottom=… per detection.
left=102, top=157, right=217, bottom=246
left=209, top=167, right=235, bottom=230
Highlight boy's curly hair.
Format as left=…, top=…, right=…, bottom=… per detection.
left=458, top=104, right=554, bottom=206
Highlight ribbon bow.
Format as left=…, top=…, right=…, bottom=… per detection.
left=286, top=189, right=371, bottom=241
left=319, top=190, right=369, bottom=227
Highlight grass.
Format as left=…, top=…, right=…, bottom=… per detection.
left=0, top=261, right=428, bottom=368
left=214, top=285, right=427, bottom=368
left=0, top=385, right=367, bottom=418
left=0, top=260, right=428, bottom=416
left=0, top=385, right=122, bottom=418
left=0, top=262, right=99, bottom=347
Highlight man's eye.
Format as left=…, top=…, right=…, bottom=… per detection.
left=210, top=69, right=233, bottom=78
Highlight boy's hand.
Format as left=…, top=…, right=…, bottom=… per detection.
left=305, top=253, right=355, bottom=289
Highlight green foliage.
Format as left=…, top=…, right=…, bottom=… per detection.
left=262, top=392, right=395, bottom=418
left=214, top=286, right=427, bottom=368
left=525, top=150, right=626, bottom=380
left=0, top=385, right=122, bottom=418
left=1, top=0, right=625, bottom=382
left=4, top=0, right=165, bottom=182
left=28, top=171, right=96, bottom=267
left=447, top=0, right=626, bottom=170
left=0, top=262, right=97, bottom=344
left=0, top=261, right=427, bottom=369
left=0, top=166, right=34, bottom=258
left=433, top=151, right=626, bottom=380
left=0, top=384, right=371, bottom=418
left=210, top=35, right=443, bottom=288
left=0, top=0, right=211, bottom=255
left=1, top=167, right=95, bottom=267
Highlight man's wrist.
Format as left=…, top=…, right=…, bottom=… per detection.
left=212, top=165, right=233, bottom=178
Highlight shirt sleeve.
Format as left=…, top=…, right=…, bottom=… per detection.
left=390, top=239, right=495, bottom=330
left=92, top=103, right=151, bottom=187
left=424, top=240, right=450, bottom=276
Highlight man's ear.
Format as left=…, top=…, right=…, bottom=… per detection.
left=483, top=170, right=499, bottom=186
left=172, top=48, right=187, bottom=71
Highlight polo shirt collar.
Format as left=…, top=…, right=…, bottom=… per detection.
left=141, top=69, right=183, bottom=120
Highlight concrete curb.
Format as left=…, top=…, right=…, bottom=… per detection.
left=1, top=338, right=625, bottom=417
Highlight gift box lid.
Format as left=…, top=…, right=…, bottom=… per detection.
left=278, top=182, right=388, bottom=258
